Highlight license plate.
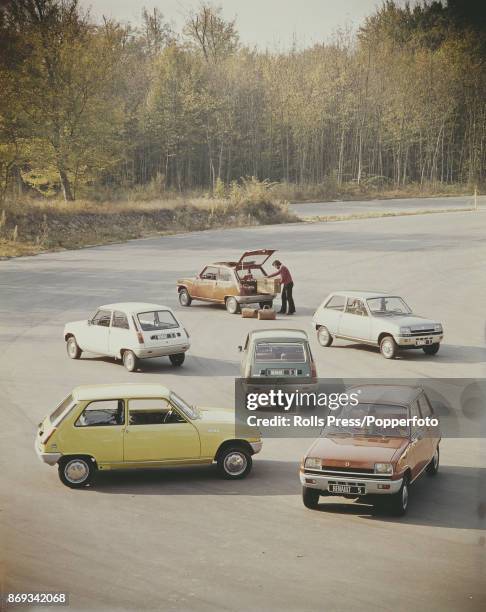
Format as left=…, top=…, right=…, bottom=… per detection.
left=328, top=483, right=366, bottom=495
left=416, top=339, right=431, bottom=346
left=269, top=369, right=296, bottom=376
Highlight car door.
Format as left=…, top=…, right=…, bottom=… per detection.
left=83, top=309, right=112, bottom=354
left=409, top=400, right=431, bottom=479
left=70, top=399, right=125, bottom=462
left=418, top=392, right=440, bottom=460
left=214, top=267, right=236, bottom=302
left=108, top=310, right=131, bottom=357
left=318, top=294, right=345, bottom=334
left=338, top=298, right=371, bottom=340
left=192, top=266, right=218, bottom=300
left=123, top=398, right=200, bottom=462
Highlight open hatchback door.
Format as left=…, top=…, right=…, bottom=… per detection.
left=236, top=249, right=276, bottom=271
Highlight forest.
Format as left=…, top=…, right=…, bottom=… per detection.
left=0, top=0, right=485, bottom=202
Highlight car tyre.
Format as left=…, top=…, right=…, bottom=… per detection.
left=217, top=446, right=252, bottom=479
left=317, top=326, right=333, bottom=347
left=169, top=353, right=185, bottom=367
left=58, top=456, right=96, bottom=488
left=426, top=446, right=439, bottom=476
left=179, top=288, right=192, bottom=307
left=388, top=475, right=409, bottom=516
left=123, top=350, right=138, bottom=372
left=423, top=343, right=440, bottom=356
left=302, top=486, right=320, bottom=509
left=380, top=335, right=398, bottom=359
left=66, top=336, right=82, bottom=359
left=226, top=296, right=240, bottom=314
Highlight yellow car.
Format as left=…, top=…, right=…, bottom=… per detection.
left=35, top=383, right=262, bottom=488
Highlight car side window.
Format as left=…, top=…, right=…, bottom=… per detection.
left=201, top=266, right=218, bottom=280
left=91, top=309, right=112, bottom=327
left=325, top=295, right=345, bottom=311
left=75, top=399, right=124, bottom=427
left=418, top=394, right=433, bottom=418
left=112, top=311, right=129, bottom=329
left=345, top=298, right=368, bottom=317
left=219, top=268, right=233, bottom=282
left=128, top=398, right=186, bottom=425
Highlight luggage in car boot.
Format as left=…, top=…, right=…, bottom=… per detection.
left=257, top=277, right=282, bottom=295
left=241, top=307, right=258, bottom=318
left=258, top=306, right=276, bottom=320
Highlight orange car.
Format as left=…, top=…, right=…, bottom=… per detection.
left=300, top=385, right=441, bottom=516
left=177, top=250, right=278, bottom=314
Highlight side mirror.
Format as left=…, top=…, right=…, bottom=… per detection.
left=238, top=345, right=242, bottom=352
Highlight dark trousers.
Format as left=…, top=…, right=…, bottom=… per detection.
left=280, top=282, right=295, bottom=313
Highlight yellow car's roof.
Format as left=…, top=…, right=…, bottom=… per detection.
left=72, top=383, right=171, bottom=401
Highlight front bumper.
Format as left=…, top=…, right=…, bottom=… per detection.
left=300, top=470, right=403, bottom=495
left=396, top=334, right=443, bottom=347
left=134, top=343, right=190, bottom=359
left=236, top=294, right=275, bottom=304
left=35, top=440, right=61, bottom=466
left=250, top=441, right=263, bottom=454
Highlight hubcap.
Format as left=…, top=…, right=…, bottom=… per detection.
left=65, top=459, right=89, bottom=484
left=68, top=339, right=76, bottom=356
left=433, top=449, right=439, bottom=468
left=224, top=452, right=247, bottom=476
left=318, top=328, right=329, bottom=345
left=382, top=339, right=393, bottom=357
left=181, top=292, right=188, bottom=305
left=402, top=483, right=408, bottom=509
left=125, top=353, right=134, bottom=369
left=227, top=299, right=237, bottom=313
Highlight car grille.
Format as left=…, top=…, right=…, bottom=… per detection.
left=410, top=327, right=436, bottom=335
left=306, top=466, right=392, bottom=479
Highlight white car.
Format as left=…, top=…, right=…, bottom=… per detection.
left=312, top=292, right=443, bottom=359
left=64, top=302, right=190, bottom=371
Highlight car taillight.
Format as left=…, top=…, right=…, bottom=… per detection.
left=137, top=331, right=144, bottom=344
left=41, top=427, right=56, bottom=445
left=311, top=361, right=317, bottom=378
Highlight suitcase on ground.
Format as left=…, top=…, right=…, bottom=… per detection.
left=241, top=307, right=258, bottom=318
left=257, top=307, right=276, bottom=320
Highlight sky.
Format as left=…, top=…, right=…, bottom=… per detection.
left=78, top=0, right=406, bottom=49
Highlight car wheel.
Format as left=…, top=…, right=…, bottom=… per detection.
left=423, top=343, right=440, bottom=356
left=169, top=353, right=185, bottom=367
left=226, top=296, right=240, bottom=314
left=426, top=446, right=440, bottom=476
left=388, top=475, right=409, bottom=516
left=217, top=446, right=252, bottom=479
left=317, top=326, right=333, bottom=347
left=58, top=456, right=95, bottom=488
left=380, top=335, right=398, bottom=359
left=179, top=288, right=192, bottom=307
left=302, top=486, right=320, bottom=509
left=123, top=350, right=138, bottom=372
left=66, top=336, right=82, bottom=359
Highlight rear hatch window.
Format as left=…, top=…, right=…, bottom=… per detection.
left=253, top=341, right=309, bottom=376
left=50, top=394, right=77, bottom=426
left=138, top=310, right=179, bottom=331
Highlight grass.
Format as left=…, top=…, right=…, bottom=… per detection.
left=304, top=207, right=475, bottom=223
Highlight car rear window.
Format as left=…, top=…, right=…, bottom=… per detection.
left=137, top=310, right=179, bottom=331
left=255, top=342, right=306, bottom=363
left=50, top=394, right=76, bottom=425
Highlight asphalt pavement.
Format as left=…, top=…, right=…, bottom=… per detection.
left=0, top=208, right=485, bottom=611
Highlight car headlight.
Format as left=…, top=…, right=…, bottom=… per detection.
left=399, top=327, right=411, bottom=336
left=305, top=457, right=322, bottom=469
left=374, top=462, right=393, bottom=475
left=434, top=324, right=442, bottom=333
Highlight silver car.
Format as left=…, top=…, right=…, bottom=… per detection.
left=312, top=291, right=443, bottom=359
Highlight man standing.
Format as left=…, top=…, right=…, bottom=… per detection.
left=268, top=259, right=295, bottom=315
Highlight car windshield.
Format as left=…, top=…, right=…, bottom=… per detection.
left=255, top=342, right=306, bottom=363
left=367, top=297, right=411, bottom=316
left=137, top=310, right=179, bottom=331
left=327, top=403, right=410, bottom=437
left=170, top=392, right=200, bottom=420
left=50, top=394, right=77, bottom=426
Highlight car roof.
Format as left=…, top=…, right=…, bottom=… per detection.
left=349, top=384, right=423, bottom=406
left=248, top=328, right=309, bottom=341
left=330, top=291, right=394, bottom=300
left=98, top=302, right=173, bottom=313
left=72, top=383, right=171, bottom=401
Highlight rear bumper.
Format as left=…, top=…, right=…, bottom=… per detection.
left=235, top=294, right=275, bottom=304
left=396, top=334, right=443, bottom=347
left=35, top=440, right=61, bottom=466
left=300, top=470, right=403, bottom=495
left=134, top=343, right=190, bottom=359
